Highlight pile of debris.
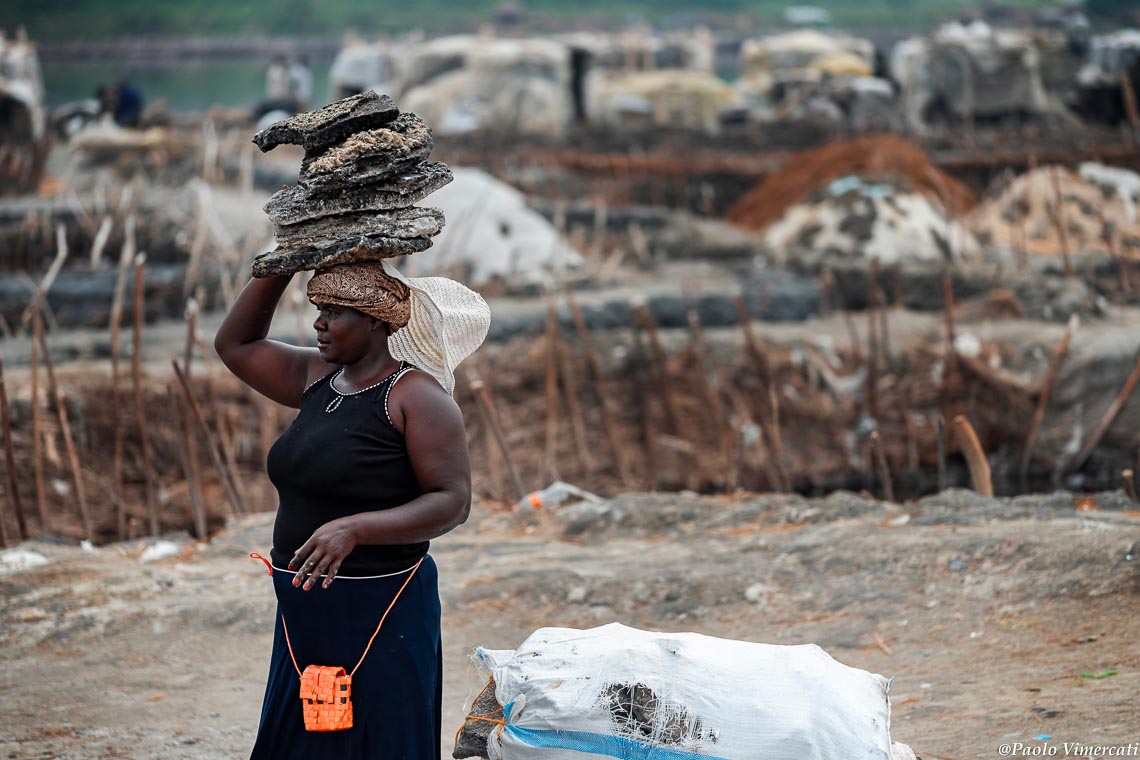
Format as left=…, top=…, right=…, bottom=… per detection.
left=726, top=135, right=979, bottom=261
left=891, top=20, right=1079, bottom=133
left=968, top=163, right=1140, bottom=258
left=726, top=134, right=976, bottom=233
left=252, top=91, right=452, bottom=276
left=761, top=175, right=981, bottom=263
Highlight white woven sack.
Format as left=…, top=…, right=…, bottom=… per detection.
left=475, top=623, right=892, bottom=760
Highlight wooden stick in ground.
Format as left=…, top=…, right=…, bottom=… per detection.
left=631, top=322, right=659, bottom=491
left=169, top=385, right=207, bottom=538
left=1071, top=351, right=1140, bottom=472
left=632, top=304, right=682, bottom=434
left=936, top=413, right=948, bottom=492
left=108, top=217, right=135, bottom=539
left=952, top=415, right=993, bottom=496
left=30, top=311, right=47, bottom=529
left=172, top=360, right=244, bottom=518
left=471, top=360, right=506, bottom=499
left=865, top=259, right=881, bottom=421
left=467, top=370, right=527, bottom=501
left=1123, top=469, right=1137, bottom=503
left=556, top=333, right=597, bottom=474
left=686, top=308, right=734, bottom=489
left=1019, top=318, right=1075, bottom=487
left=0, top=358, right=28, bottom=540
left=131, top=253, right=160, bottom=535
left=941, top=269, right=957, bottom=352
left=869, top=430, right=895, bottom=503
left=732, top=294, right=790, bottom=490
left=543, top=299, right=563, bottom=479
left=180, top=298, right=207, bottom=533
left=566, top=294, right=632, bottom=484
left=1120, top=70, right=1140, bottom=141
left=35, top=319, right=94, bottom=542
left=217, top=407, right=249, bottom=511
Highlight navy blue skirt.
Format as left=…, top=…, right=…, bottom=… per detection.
left=250, top=555, right=442, bottom=760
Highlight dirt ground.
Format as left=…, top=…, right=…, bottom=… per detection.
left=2, top=488, right=1138, bottom=760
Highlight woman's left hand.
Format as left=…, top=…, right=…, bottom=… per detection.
left=289, top=517, right=359, bottom=590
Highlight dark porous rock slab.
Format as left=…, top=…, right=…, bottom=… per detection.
left=251, top=235, right=433, bottom=277
left=274, top=207, right=446, bottom=248
left=299, top=113, right=433, bottom=190
left=452, top=674, right=501, bottom=759
left=252, top=91, right=400, bottom=154
left=266, top=162, right=453, bottom=226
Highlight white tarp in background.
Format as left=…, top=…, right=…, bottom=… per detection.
left=407, top=166, right=582, bottom=288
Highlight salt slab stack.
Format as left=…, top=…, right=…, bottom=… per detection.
left=250, top=91, right=453, bottom=277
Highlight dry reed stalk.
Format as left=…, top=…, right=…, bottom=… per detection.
left=131, top=253, right=159, bottom=535
left=35, top=319, right=94, bottom=542
left=21, top=222, right=69, bottom=330
left=869, top=430, right=894, bottom=503
left=566, top=294, right=632, bottom=484
left=1019, top=319, right=1075, bottom=485
left=544, top=299, right=563, bottom=479
left=1071, top=352, right=1140, bottom=472
left=89, top=216, right=112, bottom=268
left=632, top=304, right=682, bottom=434
left=0, top=358, right=28, bottom=540
left=468, top=371, right=526, bottom=501
left=952, top=415, right=993, bottom=496
left=172, top=360, right=244, bottom=517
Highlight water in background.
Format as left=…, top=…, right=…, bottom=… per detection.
left=41, top=56, right=335, bottom=111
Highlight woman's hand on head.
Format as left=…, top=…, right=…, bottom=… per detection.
left=289, top=517, right=360, bottom=590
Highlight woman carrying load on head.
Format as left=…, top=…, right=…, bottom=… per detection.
left=214, top=260, right=490, bottom=759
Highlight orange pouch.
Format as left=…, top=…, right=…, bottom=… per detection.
left=299, top=666, right=354, bottom=731
left=250, top=552, right=422, bottom=733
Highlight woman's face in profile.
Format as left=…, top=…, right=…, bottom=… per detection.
left=313, top=305, right=378, bottom=363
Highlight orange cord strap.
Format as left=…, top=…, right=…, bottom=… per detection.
left=250, top=552, right=273, bottom=575
left=452, top=677, right=506, bottom=747
left=268, top=557, right=425, bottom=679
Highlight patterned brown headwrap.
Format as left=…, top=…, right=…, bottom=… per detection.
left=306, top=262, right=412, bottom=331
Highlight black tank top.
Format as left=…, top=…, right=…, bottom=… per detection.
left=267, top=363, right=428, bottom=575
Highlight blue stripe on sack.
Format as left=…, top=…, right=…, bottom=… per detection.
left=502, top=724, right=729, bottom=760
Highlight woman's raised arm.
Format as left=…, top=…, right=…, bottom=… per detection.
left=213, top=274, right=334, bottom=408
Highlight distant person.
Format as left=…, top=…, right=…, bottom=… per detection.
left=266, top=54, right=292, bottom=101
left=289, top=55, right=314, bottom=112
left=257, top=54, right=300, bottom=120
left=96, top=81, right=144, bottom=128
